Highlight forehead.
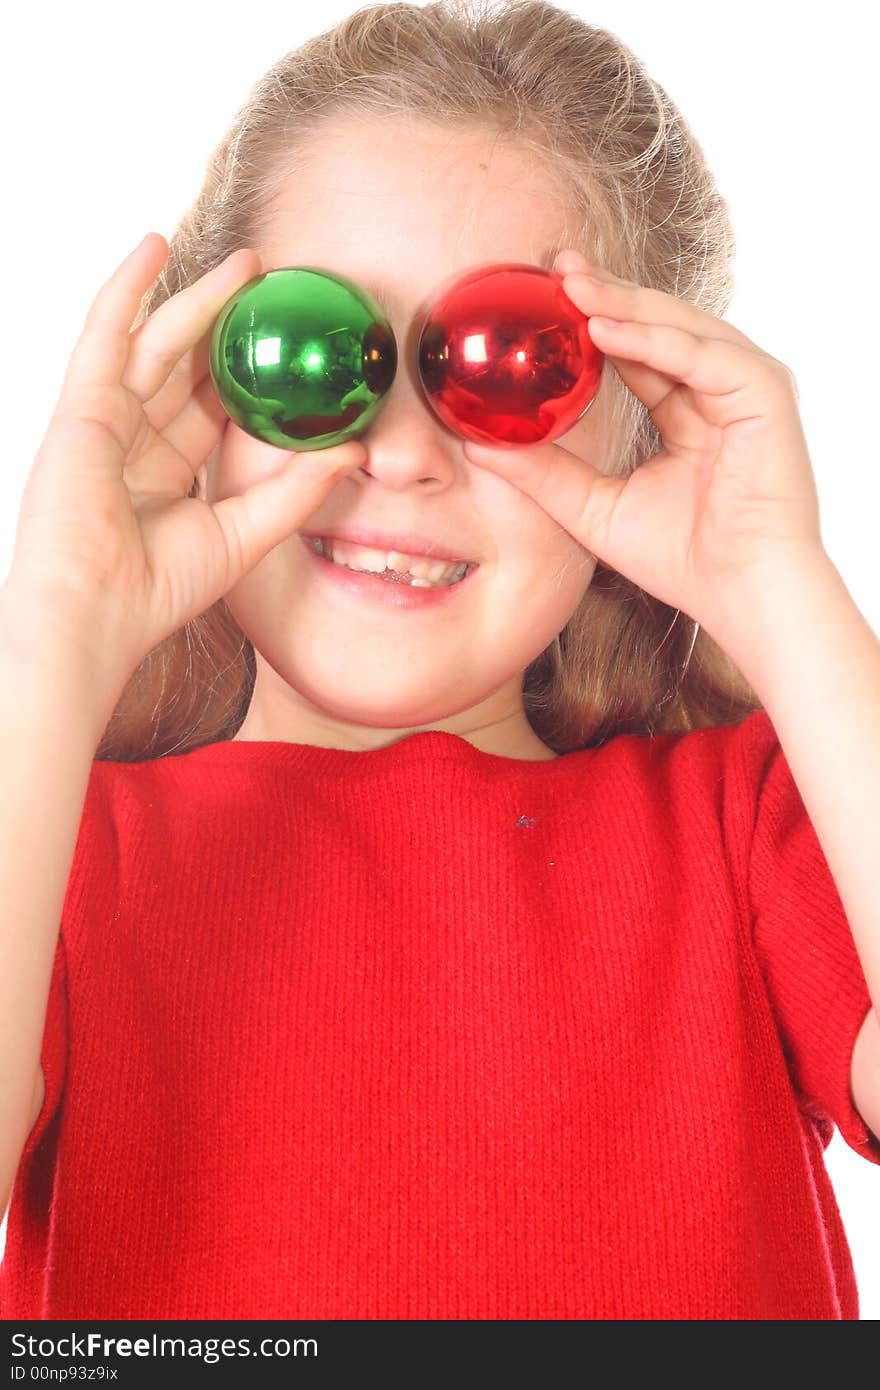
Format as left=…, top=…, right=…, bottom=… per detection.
left=257, top=116, right=577, bottom=319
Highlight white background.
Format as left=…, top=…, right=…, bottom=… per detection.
left=1, top=0, right=878, bottom=1316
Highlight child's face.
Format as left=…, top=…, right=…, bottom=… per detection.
left=207, top=117, right=605, bottom=755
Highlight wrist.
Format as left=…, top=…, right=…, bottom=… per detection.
left=0, top=582, right=131, bottom=737
left=700, top=547, right=845, bottom=693
left=700, top=545, right=834, bottom=650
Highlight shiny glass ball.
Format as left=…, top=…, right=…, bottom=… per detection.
left=208, top=268, right=397, bottom=451
left=417, top=262, right=604, bottom=447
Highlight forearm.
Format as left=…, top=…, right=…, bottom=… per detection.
left=707, top=550, right=880, bottom=1020
left=0, top=587, right=117, bottom=1218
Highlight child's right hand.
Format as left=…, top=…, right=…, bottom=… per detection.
left=3, top=232, right=366, bottom=699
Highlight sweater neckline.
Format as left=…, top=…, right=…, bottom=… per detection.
left=168, top=728, right=577, bottom=776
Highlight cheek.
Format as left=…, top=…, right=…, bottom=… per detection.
left=538, top=515, right=598, bottom=601
left=496, top=533, right=596, bottom=640
left=483, top=471, right=596, bottom=611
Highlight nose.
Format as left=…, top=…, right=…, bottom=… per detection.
left=349, top=312, right=461, bottom=491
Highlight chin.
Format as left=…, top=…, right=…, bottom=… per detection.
left=322, top=696, right=472, bottom=732
left=281, top=669, right=475, bottom=730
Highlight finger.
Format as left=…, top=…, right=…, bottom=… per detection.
left=560, top=263, right=765, bottom=356
left=557, top=250, right=776, bottom=415
left=560, top=269, right=689, bottom=407
left=122, top=373, right=228, bottom=497
left=587, top=316, right=679, bottom=410
left=57, top=233, right=170, bottom=402
left=190, top=441, right=370, bottom=591
left=586, top=317, right=788, bottom=427
left=136, top=320, right=213, bottom=436
left=159, top=372, right=229, bottom=471
left=554, top=247, right=593, bottom=276
left=462, top=435, right=624, bottom=560
left=121, top=247, right=262, bottom=410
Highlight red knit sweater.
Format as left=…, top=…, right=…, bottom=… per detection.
left=2, top=708, right=878, bottom=1320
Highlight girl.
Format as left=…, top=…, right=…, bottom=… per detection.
left=1, top=0, right=878, bottom=1321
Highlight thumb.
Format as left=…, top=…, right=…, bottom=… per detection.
left=463, top=436, right=616, bottom=562
left=209, top=439, right=367, bottom=580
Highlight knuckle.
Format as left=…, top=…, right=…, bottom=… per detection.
left=53, top=386, right=137, bottom=450
left=55, top=383, right=109, bottom=421
left=130, top=332, right=180, bottom=379
left=55, top=381, right=112, bottom=414
left=770, top=357, right=798, bottom=395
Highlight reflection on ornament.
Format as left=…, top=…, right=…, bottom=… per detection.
left=209, top=268, right=396, bottom=451
left=417, top=263, right=604, bottom=446
left=209, top=262, right=603, bottom=452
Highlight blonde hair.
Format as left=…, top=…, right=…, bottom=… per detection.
left=97, top=0, right=760, bottom=762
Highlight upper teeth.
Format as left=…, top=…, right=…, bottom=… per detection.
left=308, top=537, right=468, bottom=585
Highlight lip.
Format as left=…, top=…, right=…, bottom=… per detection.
left=299, top=533, right=480, bottom=608
left=299, top=525, right=477, bottom=565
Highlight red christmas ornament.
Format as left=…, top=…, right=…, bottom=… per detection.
left=417, top=263, right=604, bottom=447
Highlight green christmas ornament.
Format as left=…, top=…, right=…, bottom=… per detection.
left=209, top=268, right=397, bottom=451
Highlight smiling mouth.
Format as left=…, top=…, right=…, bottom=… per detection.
left=303, top=535, right=473, bottom=588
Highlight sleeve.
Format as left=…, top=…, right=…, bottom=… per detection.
left=15, top=759, right=114, bottom=1166
left=18, top=928, right=69, bottom=1161
left=740, top=708, right=880, bottom=1165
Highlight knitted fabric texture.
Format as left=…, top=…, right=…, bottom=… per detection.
left=2, top=708, right=878, bottom=1320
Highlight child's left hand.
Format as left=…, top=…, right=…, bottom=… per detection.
left=462, top=248, right=826, bottom=644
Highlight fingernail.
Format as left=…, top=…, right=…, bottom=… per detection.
left=565, top=271, right=607, bottom=289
